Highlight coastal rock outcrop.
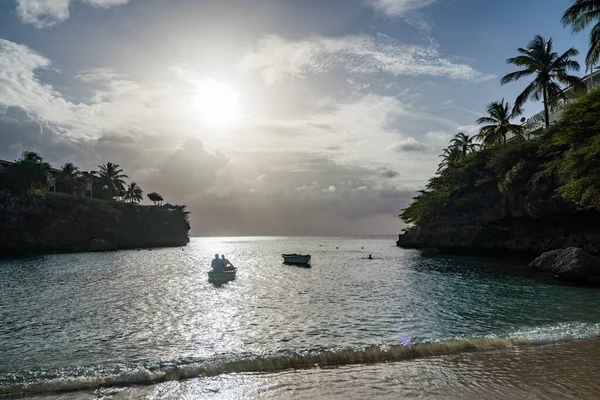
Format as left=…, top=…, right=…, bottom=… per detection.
left=0, top=192, right=190, bottom=255
left=529, top=247, right=600, bottom=280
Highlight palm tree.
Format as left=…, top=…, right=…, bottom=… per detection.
left=501, top=35, right=584, bottom=129
left=147, top=192, right=164, bottom=206
left=476, top=99, right=525, bottom=147
left=97, top=162, right=128, bottom=198
left=124, top=182, right=144, bottom=203
left=450, top=132, right=478, bottom=157
left=562, top=0, right=600, bottom=71
left=437, top=145, right=461, bottom=172
left=57, top=163, right=87, bottom=195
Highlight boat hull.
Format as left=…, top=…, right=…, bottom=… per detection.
left=282, top=254, right=311, bottom=266
left=208, top=270, right=236, bottom=283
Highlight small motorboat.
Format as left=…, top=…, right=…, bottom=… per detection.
left=282, top=254, right=311, bottom=266
left=208, top=269, right=236, bottom=283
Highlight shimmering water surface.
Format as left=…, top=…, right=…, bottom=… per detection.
left=2, top=236, right=600, bottom=398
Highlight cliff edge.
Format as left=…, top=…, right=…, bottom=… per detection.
left=398, top=89, right=600, bottom=258
left=0, top=192, right=190, bottom=255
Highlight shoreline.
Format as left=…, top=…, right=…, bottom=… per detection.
left=9, top=336, right=600, bottom=399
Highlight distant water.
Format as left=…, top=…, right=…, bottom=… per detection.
left=2, top=236, right=600, bottom=398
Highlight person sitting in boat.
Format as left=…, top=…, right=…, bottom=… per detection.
left=211, top=253, right=225, bottom=273
left=221, top=254, right=235, bottom=271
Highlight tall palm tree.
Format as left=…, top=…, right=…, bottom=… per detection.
left=124, top=182, right=144, bottom=203
left=57, top=163, right=86, bottom=195
left=97, top=162, right=128, bottom=198
left=562, top=0, right=600, bottom=71
left=477, top=99, right=525, bottom=147
left=501, top=35, right=584, bottom=129
left=450, top=132, right=478, bottom=157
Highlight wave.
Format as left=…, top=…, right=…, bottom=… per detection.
left=0, top=335, right=586, bottom=398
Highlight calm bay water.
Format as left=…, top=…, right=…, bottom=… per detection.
left=2, top=236, right=600, bottom=398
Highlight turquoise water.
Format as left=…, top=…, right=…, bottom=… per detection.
left=1, top=236, right=600, bottom=397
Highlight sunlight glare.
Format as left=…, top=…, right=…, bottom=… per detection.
left=192, top=79, right=241, bottom=127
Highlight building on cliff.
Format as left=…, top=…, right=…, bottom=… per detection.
left=0, top=159, right=94, bottom=197
left=522, top=68, right=600, bottom=135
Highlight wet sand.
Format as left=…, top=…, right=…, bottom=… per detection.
left=33, top=337, right=600, bottom=399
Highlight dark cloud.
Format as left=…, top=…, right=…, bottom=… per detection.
left=379, top=168, right=399, bottom=178
left=0, top=108, right=412, bottom=235
left=97, top=134, right=136, bottom=144
left=388, top=138, right=426, bottom=152
left=0, top=106, right=87, bottom=165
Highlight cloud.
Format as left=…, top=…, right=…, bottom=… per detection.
left=456, top=124, right=480, bottom=136
left=0, top=38, right=421, bottom=235
left=365, top=0, right=439, bottom=17
left=425, top=125, right=480, bottom=142
left=388, top=138, right=426, bottom=152
left=425, top=130, right=453, bottom=141
left=16, top=0, right=130, bottom=28
left=379, top=168, right=399, bottom=178
left=239, top=34, right=494, bottom=84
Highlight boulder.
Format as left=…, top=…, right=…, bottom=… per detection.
left=89, top=239, right=116, bottom=252
left=529, top=247, right=600, bottom=279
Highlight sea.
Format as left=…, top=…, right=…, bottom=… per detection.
left=2, top=236, right=600, bottom=399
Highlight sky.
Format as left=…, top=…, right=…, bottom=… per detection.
left=0, top=0, right=592, bottom=236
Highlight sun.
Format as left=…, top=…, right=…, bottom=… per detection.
left=192, top=79, right=241, bottom=127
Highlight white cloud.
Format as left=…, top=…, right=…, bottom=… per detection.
left=456, top=124, right=480, bottom=136
left=239, top=34, right=495, bottom=84
left=0, top=38, right=425, bottom=235
left=425, top=130, right=453, bottom=141
left=16, top=0, right=131, bottom=28
left=366, top=0, right=438, bottom=17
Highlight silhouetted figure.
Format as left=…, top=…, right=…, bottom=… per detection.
left=368, top=254, right=373, bottom=260
left=336, top=247, right=338, bottom=249
left=212, top=254, right=225, bottom=272
left=362, top=247, right=364, bottom=249
left=221, top=254, right=235, bottom=271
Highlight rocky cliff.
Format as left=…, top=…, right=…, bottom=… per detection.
left=398, top=89, right=600, bottom=258
left=0, top=191, right=190, bottom=255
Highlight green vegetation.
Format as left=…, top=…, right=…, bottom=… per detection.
left=476, top=99, right=524, bottom=146
left=124, top=182, right=144, bottom=204
left=562, top=0, right=600, bottom=69
left=147, top=192, right=164, bottom=206
left=501, top=35, right=583, bottom=129
left=0, top=151, right=52, bottom=194
left=401, top=88, right=600, bottom=230
left=0, top=153, right=169, bottom=207
left=0, top=152, right=191, bottom=254
left=56, top=163, right=87, bottom=195
left=400, top=3, right=600, bottom=253
left=96, top=162, right=128, bottom=199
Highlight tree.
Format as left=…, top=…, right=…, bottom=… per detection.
left=477, top=99, right=525, bottom=147
left=124, top=182, right=144, bottom=203
left=8, top=151, right=52, bottom=193
left=57, top=163, right=87, bottom=195
left=501, top=35, right=584, bottom=129
left=437, top=145, right=462, bottom=172
left=147, top=192, right=164, bottom=206
left=97, top=162, right=128, bottom=199
left=562, top=0, right=600, bottom=70
left=450, top=132, right=479, bottom=157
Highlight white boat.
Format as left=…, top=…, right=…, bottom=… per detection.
left=207, top=269, right=236, bottom=283
left=282, top=254, right=311, bottom=266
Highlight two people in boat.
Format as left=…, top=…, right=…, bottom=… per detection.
left=211, top=254, right=235, bottom=273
